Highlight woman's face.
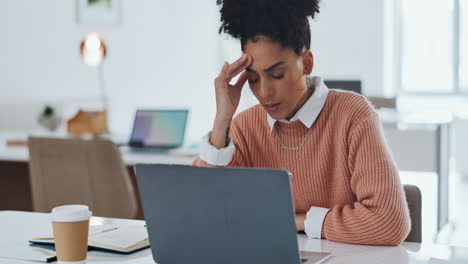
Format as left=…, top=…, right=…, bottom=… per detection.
left=244, top=36, right=313, bottom=120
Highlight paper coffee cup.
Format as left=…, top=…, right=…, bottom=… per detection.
left=51, top=205, right=92, bottom=264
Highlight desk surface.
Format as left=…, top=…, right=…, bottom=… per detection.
left=377, top=109, right=453, bottom=127
left=0, top=132, right=195, bottom=165
left=0, top=211, right=467, bottom=264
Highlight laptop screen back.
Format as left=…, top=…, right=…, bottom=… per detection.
left=135, top=165, right=301, bottom=264
left=129, top=109, right=188, bottom=148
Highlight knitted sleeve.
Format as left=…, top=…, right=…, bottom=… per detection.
left=192, top=117, right=252, bottom=167
left=322, top=112, right=411, bottom=246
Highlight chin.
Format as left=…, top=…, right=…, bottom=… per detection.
left=262, top=103, right=289, bottom=120
left=267, top=111, right=287, bottom=120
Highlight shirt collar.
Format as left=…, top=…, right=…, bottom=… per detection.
left=266, top=76, right=329, bottom=132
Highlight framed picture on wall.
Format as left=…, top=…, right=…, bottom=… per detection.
left=77, top=0, right=121, bottom=25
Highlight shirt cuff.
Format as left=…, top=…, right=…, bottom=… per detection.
left=199, top=132, right=235, bottom=166
left=304, top=207, right=329, bottom=239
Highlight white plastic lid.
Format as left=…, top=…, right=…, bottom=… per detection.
left=51, top=205, right=92, bottom=222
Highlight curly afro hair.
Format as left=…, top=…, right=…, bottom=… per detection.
left=217, top=0, right=320, bottom=55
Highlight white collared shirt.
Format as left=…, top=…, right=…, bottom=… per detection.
left=266, top=76, right=329, bottom=132
left=200, top=76, right=330, bottom=240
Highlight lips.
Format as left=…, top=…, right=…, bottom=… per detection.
left=265, top=103, right=281, bottom=112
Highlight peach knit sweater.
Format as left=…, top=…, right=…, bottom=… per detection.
left=193, top=90, right=411, bottom=246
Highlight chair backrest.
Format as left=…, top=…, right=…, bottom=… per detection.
left=28, top=137, right=138, bottom=219
left=403, top=184, right=422, bottom=243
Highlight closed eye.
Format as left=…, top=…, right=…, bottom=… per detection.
left=272, top=74, right=284, bottom=79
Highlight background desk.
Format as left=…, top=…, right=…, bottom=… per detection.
left=1, top=211, right=467, bottom=264
left=0, top=132, right=194, bottom=218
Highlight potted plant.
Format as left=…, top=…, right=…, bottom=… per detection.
left=38, top=105, right=62, bottom=131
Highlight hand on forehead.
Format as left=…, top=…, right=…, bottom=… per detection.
left=243, top=37, right=300, bottom=73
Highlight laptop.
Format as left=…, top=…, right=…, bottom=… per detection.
left=127, top=109, right=188, bottom=152
left=135, top=164, right=331, bottom=264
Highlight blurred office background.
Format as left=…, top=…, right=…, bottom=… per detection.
left=0, top=0, right=467, bottom=246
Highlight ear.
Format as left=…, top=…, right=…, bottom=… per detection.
left=302, top=49, right=314, bottom=75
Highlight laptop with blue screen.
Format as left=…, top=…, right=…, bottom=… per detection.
left=127, top=109, right=188, bottom=152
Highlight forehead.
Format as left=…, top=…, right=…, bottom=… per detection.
left=244, top=36, right=298, bottom=69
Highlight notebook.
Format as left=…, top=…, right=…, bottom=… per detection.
left=29, top=224, right=150, bottom=254
left=0, top=243, right=57, bottom=263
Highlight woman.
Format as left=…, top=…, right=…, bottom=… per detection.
left=193, top=0, right=410, bottom=246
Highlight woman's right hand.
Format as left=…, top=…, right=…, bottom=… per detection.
left=210, top=54, right=252, bottom=149
left=214, top=54, right=252, bottom=122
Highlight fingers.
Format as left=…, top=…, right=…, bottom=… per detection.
left=233, top=71, right=248, bottom=90
left=218, top=54, right=252, bottom=81
left=216, top=62, right=230, bottom=85
left=228, top=54, right=249, bottom=74
left=228, top=55, right=252, bottom=79
left=220, top=61, right=229, bottom=75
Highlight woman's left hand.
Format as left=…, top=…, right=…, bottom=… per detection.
left=295, top=213, right=306, bottom=231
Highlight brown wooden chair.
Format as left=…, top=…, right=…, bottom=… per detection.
left=403, top=184, right=422, bottom=243
left=28, top=137, right=138, bottom=219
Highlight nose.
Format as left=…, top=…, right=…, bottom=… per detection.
left=258, top=79, right=274, bottom=101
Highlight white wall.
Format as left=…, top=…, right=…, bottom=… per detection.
left=311, top=0, right=386, bottom=96
left=0, top=0, right=220, bottom=142
left=0, top=0, right=388, bottom=142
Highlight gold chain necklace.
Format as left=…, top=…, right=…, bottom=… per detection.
left=275, top=123, right=313, bottom=151
left=275, top=124, right=312, bottom=177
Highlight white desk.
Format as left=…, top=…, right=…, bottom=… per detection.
left=1, top=211, right=467, bottom=264
left=0, top=146, right=195, bottom=166
left=0, top=132, right=196, bottom=166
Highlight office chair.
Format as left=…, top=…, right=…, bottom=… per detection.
left=28, top=137, right=138, bottom=219
left=403, top=184, right=422, bottom=243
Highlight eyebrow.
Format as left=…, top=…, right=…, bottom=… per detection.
left=246, top=61, right=285, bottom=73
